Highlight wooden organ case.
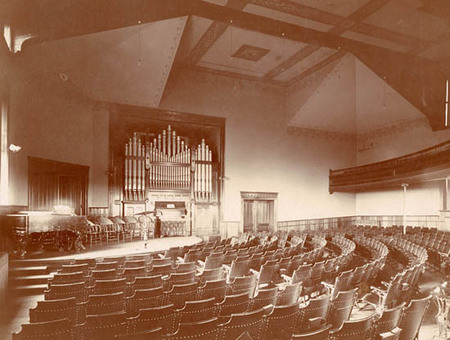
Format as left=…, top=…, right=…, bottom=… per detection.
left=121, top=124, right=219, bottom=237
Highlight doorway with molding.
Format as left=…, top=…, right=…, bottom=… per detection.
left=241, top=191, right=277, bottom=233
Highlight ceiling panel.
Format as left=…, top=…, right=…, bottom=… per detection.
left=363, top=1, right=450, bottom=44
left=197, top=26, right=307, bottom=77
left=292, top=0, right=371, bottom=17
left=289, top=55, right=357, bottom=133
left=274, top=47, right=337, bottom=82
left=243, top=3, right=334, bottom=32
left=16, top=17, right=188, bottom=108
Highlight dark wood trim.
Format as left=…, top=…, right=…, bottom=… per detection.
left=329, top=141, right=450, bottom=193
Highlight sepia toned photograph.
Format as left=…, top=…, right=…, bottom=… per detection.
left=1, top=0, right=450, bottom=339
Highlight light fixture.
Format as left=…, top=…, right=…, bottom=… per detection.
left=9, top=144, right=21, bottom=153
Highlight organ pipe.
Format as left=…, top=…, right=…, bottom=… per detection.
left=123, top=126, right=214, bottom=202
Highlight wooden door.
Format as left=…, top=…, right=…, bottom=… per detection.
left=243, top=200, right=254, bottom=233
left=243, top=199, right=274, bottom=233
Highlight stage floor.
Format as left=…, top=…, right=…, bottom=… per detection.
left=16, top=236, right=203, bottom=261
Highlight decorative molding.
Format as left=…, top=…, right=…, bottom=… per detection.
left=232, top=44, right=270, bottom=61
left=357, top=117, right=430, bottom=150
left=287, top=125, right=357, bottom=143
left=240, top=191, right=278, bottom=199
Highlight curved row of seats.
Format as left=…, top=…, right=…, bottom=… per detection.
left=14, top=229, right=432, bottom=340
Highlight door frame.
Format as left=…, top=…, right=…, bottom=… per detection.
left=240, top=191, right=278, bottom=234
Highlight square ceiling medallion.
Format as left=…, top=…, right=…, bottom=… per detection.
left=231, top=44, right=270, bottom=62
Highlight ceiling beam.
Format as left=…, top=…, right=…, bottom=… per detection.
left=250, top=0, right=430, bottom=50
left=265, top=0, right=392, bottom=80
left=3, top=0, right=197, bottom=43
left=188, top=0, right=249, bottom=65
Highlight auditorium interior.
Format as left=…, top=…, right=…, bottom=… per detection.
left=2, top=0, right=450, bottom=339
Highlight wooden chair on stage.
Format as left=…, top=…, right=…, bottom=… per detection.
left=13, top=319, right=74, bottom=340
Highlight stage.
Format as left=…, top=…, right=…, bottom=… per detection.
left=13, top=236, right=204, bottom=262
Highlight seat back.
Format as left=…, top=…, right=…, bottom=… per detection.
left=258, top=262, right=280, bottom=286
left=375, top=302, right=405, bottom=334
left=219, top=307, right=269, bottom=340
left=165, top=282, right=198, bottom=309
left=49, top=272, right=85, bottom=286
left=59, top=263, right=89, bottom=275
left=12, top=319, right=73, bottom=340
left=292, top=264, right=312, bottom=284
left=114, top=327, right=163, bottom=340
left=150, top=263, right=173, bottom=277
left=169, top=318, right=220, bottom=340
left=399, top=295, right=431, bottom=340
left=204, top=254, right=225, bottom=269
left=330, top=312, right=376, bottom=339
left=81, top=312, right=127, bottom=339
left=250, top=287, right=278, bottom=310
left=165, top=271, right=196, bottom=290
left=84, top=291, right=125, bottom=316
left=126, top=286, right=164, bottom=316
left=133, top=275, right=164, bottom=290
left=292, top=324, right=332, bottom=340
left=175, top=297, right=217, bottom=324
left=29, top=298, right=77, bottom=325
left=265, top=302, right=301, bottom=340
left=91, top=277, right=127, bottom=295
left=217, top=292, right=251, bottom=319
left=198, top=267, right=223, bottom=283
left=121, top=267, right=147, bottom=283
left=198, top=279, right=227, bottom=301
left=134, top=304, right=175, bottom=334
left=228, top=275, right=257, bottom=296
left=229, top=259, right=250, bottom=280
left=44, top=282, right=86, bottom=302
left=175, top=262, right=197, bottom=273
left=298, top=294, right=330, bottom=332
left=91, top=268, right=118, bottom=282
left=276, top=282, right=302, bottom=306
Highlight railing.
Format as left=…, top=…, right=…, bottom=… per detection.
left=277, top=214, right=444, bottom=231
left=329, top=140, right=450, bottom=193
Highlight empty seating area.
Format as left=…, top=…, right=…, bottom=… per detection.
left=13, top=227, right=434, bottom=339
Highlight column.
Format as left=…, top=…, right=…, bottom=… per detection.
left=401, top=183, right=409, bottom=234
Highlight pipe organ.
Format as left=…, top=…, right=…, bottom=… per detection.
left=123, top=125, right=217, bottom=236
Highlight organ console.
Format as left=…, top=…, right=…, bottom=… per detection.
left=122, top=125, right=217, bottom=236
